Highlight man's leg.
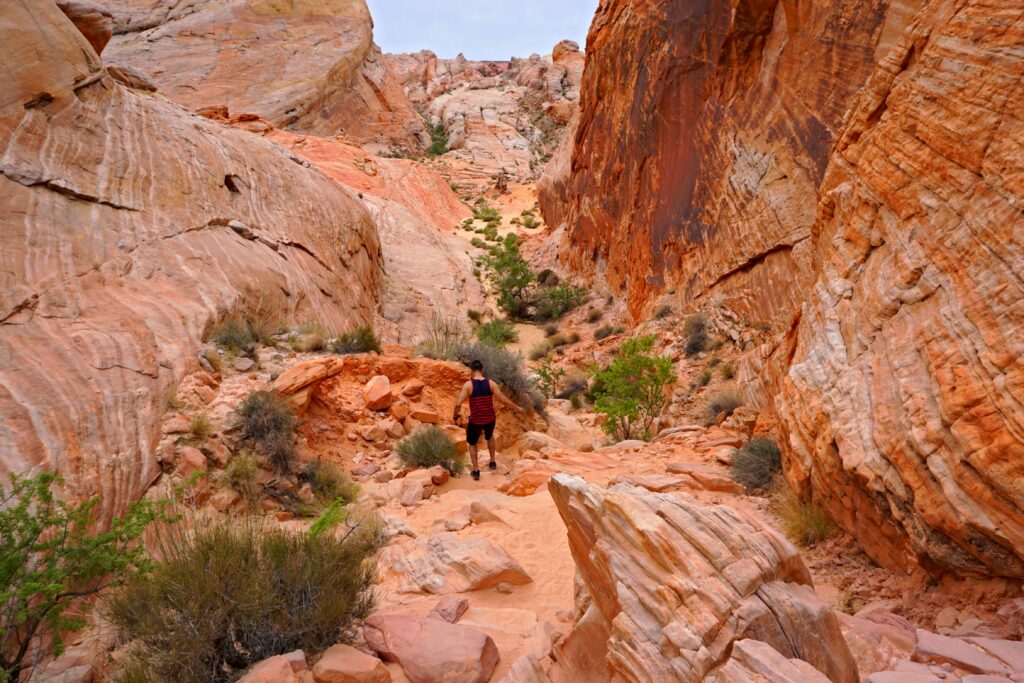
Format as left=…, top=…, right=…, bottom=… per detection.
left=468, top=442, right=480, bottom=473
left=486, top=435, right=497, bottom=466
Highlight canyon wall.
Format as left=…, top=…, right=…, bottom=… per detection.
left=101, top=0, right=426, bottom=151
left=779, top=0, right=1024, bottom=577
left=540, top=0, right=920, bottom=320
left=0, top=0, right=382, bottom=522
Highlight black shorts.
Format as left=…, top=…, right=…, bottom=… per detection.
left=466, top=421, right=496, bottom=445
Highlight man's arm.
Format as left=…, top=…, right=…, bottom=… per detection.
left=490, top=381, right=526, bottom=415
left=452, top=382, right=471, bottom=423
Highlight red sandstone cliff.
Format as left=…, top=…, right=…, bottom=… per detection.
left=101, top=0, right=427, bottom=151
left=0, top=0, right=383, bottom=522
left=778, top=0, right=1024, bottom=578
left=539, top=0, right=922, bottom=320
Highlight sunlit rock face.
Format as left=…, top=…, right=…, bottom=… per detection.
left=0, top=0, right=383, bottom=523
left=540, top=0, right=919, bottom=321
left=101, top=0, right=427, bottom=151
left=779, top=0, right=1024, bottom=578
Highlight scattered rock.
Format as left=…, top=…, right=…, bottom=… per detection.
left=364, top=376, right=394, bottom=411
left=233, top=357, right=256, bottom=372
left=428, top=596, right=470, bottom=624
left=380, top=532, right=532, bottom=594
left=363, top=615, right=499, bottom=683
left=237, top=655, right=300, bottom=683
left=312, top=644, right=390, bottom=683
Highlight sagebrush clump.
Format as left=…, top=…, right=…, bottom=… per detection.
left=235, top=391, right=297, bottom=473
left=331, top=325, right=382, bottom=355
left=706, top=389, right=743, bottom=422
left=730, top=437, right=782, bottom=491
left=107, top=517, right=382, bottom=682
left=396, top=425, right=465, bottom=475
left=770, top=478, right=834, bottom=547
left=475, top=318, right=519, bottom=347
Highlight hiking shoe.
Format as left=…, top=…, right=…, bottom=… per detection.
left=471, top=470, right=481, bottom=481
left=488, top=460, right=497, bottom=470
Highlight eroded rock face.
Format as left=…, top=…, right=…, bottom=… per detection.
left=540, top=0, right=917, bottom=320
left=547, top=474, right=858, bottom=682
left=0, top=1, right=381, bottom=522
left=778, top=0, right=1024, bottom=577
left=102, top=0, right=426, bottom=149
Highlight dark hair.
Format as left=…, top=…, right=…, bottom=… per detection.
left=470, top=360, right=484, bottom=372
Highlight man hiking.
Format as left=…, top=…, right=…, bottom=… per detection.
left=452, top=359, right=525, bottom=480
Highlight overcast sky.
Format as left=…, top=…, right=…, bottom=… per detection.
left=365, top=0, right=599, bottom=60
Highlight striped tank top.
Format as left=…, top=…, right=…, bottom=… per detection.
left=468, top=378, right=496, bottom=424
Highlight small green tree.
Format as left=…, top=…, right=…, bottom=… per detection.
left=534, top=358, right=566, bottom=399
left=1, top=474, right=166, bottom=681
left=592, top=335, right=673, bottom=441
left=482, top=235, right=535, bottom=318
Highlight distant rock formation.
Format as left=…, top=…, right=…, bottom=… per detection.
left=101, top=0, right=427, bottom=151
left=0, top=0, right=382, bottom=522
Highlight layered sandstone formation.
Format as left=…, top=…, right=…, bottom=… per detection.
left=547, top=474, right=859, bottom=682
left=389, top=41, right=583, bottom=189
left=102, top=0, right=426, bottom=150
left=540, top=0, right=920, bottom=319
left=0, top=1, right=381, bottom=521
left=778, top=0, right=1024, bottom=577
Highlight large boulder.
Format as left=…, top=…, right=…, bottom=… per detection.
left=380, top=532, right=531, bottom=594
left=312, top=644, right=390, bottom=683
left=547, top=474, right=859, bottom=682
left=0, top=0, right=381, bottom=524
left=363, top=614, right=499, bottom=683
left=364, top=375, right=395, bottom=411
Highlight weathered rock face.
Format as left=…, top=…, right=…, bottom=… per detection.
left=0, top=1, right=382, bottom=522
left=540, top=0, right=918, bottom=320
left=388, top=43, right=581, bottom=190
left=102, top=0, right=426, bottom=150
left=547, top=474, right=859, bottom=682
left=779, top=0, right=1024, bottom=578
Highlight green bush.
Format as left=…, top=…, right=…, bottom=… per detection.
left=189, top=413, right=212, bottom=441
left=730, top=437, right=781, bottom=491
left=721, top=363, right=735, bottom=380
left=416, top=314, right=468, bottom=361
left=534, top=358, right=566, bottom=399
left=470, top=237, right=487, bottom=249
left=534, top=283, right=586, bottom=321
left=529, top=341, right=552, bottom=361
left=396, top=426, right=465, bottom=476
left=770, top=478, right=834, bottom=546
left=290, top=323, right=328, bottom=353
left=476, top=318, right=519, bottom=347
left=210, top=319, right=255, bottom=351
left=592, top=335, right=674, bottom=441
left=235, top=391, right=296, bottom=473
left=482, top=226, right=500, bottom=242
left=223, top=452, right=259, bottom=501
left=427, top=121, right=449, bottom=157
left=1, top=474, right=165, bottom=681
left=594, top=325, right=625, bottom=341
left=331, top=325, right=382, bottom=355
left=467, top=309, right=483, bottom=324
left=455, top=343, right=542, bottom=410
left=471, top=203, right=501, bottom=224
left=695, top=369, right=712, bottom=387
left=536, top=269, right=560, bottom=287
left=706, top=389, right=743, bottom=422
left=299, top=461, right=360, bottom=513
left=482, top=235, right=535, bottom=318
left=107, top=517, right=382, bottom=683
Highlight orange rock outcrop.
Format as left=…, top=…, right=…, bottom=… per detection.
left=778, top=0, right=1024, bottom=577
left=0, top=1, right=382, bottom=522
left=102, top=0, right=426, bottom=151
left=539, top=0, right=920, bottom=320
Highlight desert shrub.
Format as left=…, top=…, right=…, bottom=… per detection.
left=331, top=325, right=381, bottom=355
left=534, top=358, right=566, bottom=399
left=482, top=235, right=534, bottom=318
left=528, top=341, right=552, bottom=361
left=1, top=474, right=165, bottom=682
left=396, top=426, right=465, bottom=476
left=587, top=307, right=602, bottom=323
left=482, top=226, right=499, bottom=242
left=567, top=332, right=581, bottom=344
left=416, top=314, right=468, bottom=361
left=521, top=214, right=540, bottom=229
left=594, top=325, right=616, bottom=341
left=654, top=304, right=673, bottom=319
left=592, top=335, right=674, bottom=441
left=730, top=437, right=781, bottom=492
left=721, top=363, right=735, bottom=380
left=570, top=393, right=583, bottom=410
left=107, top=517, right=381, bottom=683
left=543, top=322, right=560, bottom=337
left=770, top=478, right=834, bottom=546
left=685, top=329, right=708, bottom=356
left=684, top=313, right=707, bottom=337
left=707, top=356, right=721, bottom=368
left=455, top=343, right=542, bottom=410
left=706, top=389, right=743, bottom=422
left=223, top=452, right=259, bottom=500
left=534, top=283, right=586, bottom=321
left=290, top=323, right=328, bottom=353
left=426, top=121, right=449, bottom=157
left=471, top=203, right=501, bottom=223
left=467, top=309, right=483, bottom=324
left=299, top=461, right=360, bottom=512
left=536, top=269, right=560, bottom=287
left=476, top=318, right=519, bottom=347
left=189, top=413, right=212, bottom=441
left=235, top=391, right=296, bottom=473
left=548, top=334, right=568, bottom=348
left=210, top=319, right=254, bottom=351
left=201, top=348, right=223, bottom=373
left=695, top=369, right=712, bottom=387
left=684, top=313, right=708, bottom=356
